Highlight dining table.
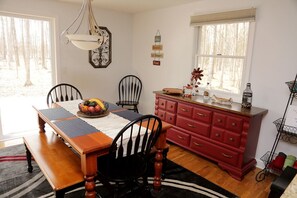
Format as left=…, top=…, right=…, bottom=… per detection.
left=33, top=99, right=171, bottom=198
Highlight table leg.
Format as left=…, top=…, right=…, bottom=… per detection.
left=81, top=154, right=97, bottom=198
left=84, top=175, right=96, bottom=198
left=38, top=115, right=45, bottom=133
left=153, top=149, right=163, bottom=191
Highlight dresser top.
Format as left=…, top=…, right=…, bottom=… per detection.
left=154, top=91, right=268, bottom=117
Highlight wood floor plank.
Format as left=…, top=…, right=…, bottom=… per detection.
left=167, top=143, right=275, bottom=198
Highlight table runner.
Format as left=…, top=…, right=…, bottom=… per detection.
left=56, top=100, right=143, bottom=140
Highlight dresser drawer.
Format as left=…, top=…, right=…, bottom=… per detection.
left=226, top=116, right=243, bottom=133
left=176, top=116, right=210, bottom=137
left=213, top=112, right=226, bottom=128
left=165, top=112, right=176, bottom=125
left=167, top=128, right=190, bottom=147
left=210, top=127, right=224, bottom=142
left=159, top=98, right=166, bottom=110
left=193, top=107, right=212, bottom=123
left=223, top=131, right=241, bottom=148
left=190, top=136, right=239, bottom=166
left=177, top=103, right=193, bottom=118
left=166, top=100, right=177, bottom=113
left=213, top=145, right=239, bottom=166
left=190, top=136, right=211, bottom=155
left=157, top=109, right=166, bottom=121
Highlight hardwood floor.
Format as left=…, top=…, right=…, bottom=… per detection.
left=167, top=143, right=275, bottom=198
left=0, top=138, right=274, bottom=198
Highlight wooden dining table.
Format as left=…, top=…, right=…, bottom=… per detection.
left=34, top=99, right=171, bottom=198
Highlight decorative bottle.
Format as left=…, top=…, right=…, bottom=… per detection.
left=242, top=83, right=253, bottom=108
left=203, top=82, right=211, bottom=101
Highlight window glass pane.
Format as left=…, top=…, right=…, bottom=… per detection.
left=214, top=23, right=249, bottom=56
left=196, top=21, right=250, bottom=95
left=200, top=25, right=215, bottom=55
left=197, top=56, right=244, bottom=94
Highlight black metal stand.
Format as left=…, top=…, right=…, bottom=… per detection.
left=256, top=74, right=297, bottom=182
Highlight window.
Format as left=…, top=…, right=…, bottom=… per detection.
left=191, top=9, right=256, bottom=100
left=0, top=12, right=55, bottom=139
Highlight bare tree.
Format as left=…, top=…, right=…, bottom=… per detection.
left=41, top=22, right=47, bottom=69
left=0, top=17, right=7, bottom=65
left=10, top=18, right=20, bottom=79
left=22, top=19, right=33, bottom=87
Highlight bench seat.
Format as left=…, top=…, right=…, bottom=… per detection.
left=23, top=132, right=85, bottom=197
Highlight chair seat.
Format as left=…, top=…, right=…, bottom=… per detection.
left=116, top=101, right=139, bottom=106
left=97, top=154, right=147, bottom=182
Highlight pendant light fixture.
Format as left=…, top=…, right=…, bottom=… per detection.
left=61, top=0, right=104, bottom=50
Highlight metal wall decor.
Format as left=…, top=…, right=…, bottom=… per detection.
left=89, top=26, right=112, bottom=68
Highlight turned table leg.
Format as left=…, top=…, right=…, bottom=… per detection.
left=24, top=143, right=33, bottom=173
left=153, top=149, right=163, bottom=191
left=84, top=175, right=96, bottom=198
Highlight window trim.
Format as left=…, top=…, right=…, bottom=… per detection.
left=193, top=21, right=256, bottom=102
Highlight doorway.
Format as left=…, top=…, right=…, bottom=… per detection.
left=0, top=13, right=55, bottom=141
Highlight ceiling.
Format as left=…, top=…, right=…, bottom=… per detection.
left=60, top=0, right=201, bottom=14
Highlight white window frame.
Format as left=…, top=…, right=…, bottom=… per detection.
left=193, top=21, right=256, bottom=103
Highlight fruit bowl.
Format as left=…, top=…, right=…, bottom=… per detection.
left=78, top=98, right=109, bottom=117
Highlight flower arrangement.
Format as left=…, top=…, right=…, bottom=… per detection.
left=188, top=67, right=204, bottom=95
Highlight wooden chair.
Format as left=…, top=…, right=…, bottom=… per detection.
left=116, top=75, right=142, bottom=113
left=46, top=83, right=83, bottom=106
left=97, top=115, right=162, bottom=198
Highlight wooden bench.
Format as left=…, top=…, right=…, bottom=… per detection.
left=23, top=132, right=85, bottom=198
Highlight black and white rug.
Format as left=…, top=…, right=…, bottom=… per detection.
left=0, top=145, right=238, bottom=198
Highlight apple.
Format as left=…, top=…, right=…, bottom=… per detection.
left=94, top=105, right=101, bottom=112
left=88, top=106, right=95, bottom=113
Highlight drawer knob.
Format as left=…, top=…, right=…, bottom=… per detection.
left=222, top=153, right=233, bottom=158
left=215, top=133, right=220, bottom=137
left=177, top=135, right=184, bottom=140
left=193, top=142, right=202, bottom=147
left=161, top=103, right=164, bottom=105
left=171, top=105, right=173, bottom=108
left=229, top=137, right=234, bottom=141
left=181, top=108, right=188, bottom=112
left=217, top=119, right=222, bottom=123
left=197, top=113, right=205, bottom=117
left=187, top=123, right=195, bottom=128
left=232, top=122, right=236, bottom=126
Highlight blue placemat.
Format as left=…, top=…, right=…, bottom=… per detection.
left=54, top=118, right=100, bottom=138
left=39, top=108, right=74, bottom=121
left=113, top=110, right=143, bottom=121
left=107, top=102, right=122, bottom=111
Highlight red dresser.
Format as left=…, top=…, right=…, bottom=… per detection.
left=154, top=91, right=268, bottom=180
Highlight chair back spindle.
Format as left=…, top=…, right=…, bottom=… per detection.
left=47, top=83, right=83, bottom=106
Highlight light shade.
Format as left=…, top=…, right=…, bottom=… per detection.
left=62, top=0, right=104, bottom=50
left=66, top=34, right=104, bottom=50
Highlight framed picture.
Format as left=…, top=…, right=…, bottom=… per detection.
left=89, top=26, right=112, bottom=68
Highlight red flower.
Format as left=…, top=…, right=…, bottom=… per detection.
left=191, top=68, right=204, bottom=82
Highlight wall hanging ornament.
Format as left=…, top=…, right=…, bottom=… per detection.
left=89, top=26, right=112, bottom=68
left=151, top=30, right=163, bottom=66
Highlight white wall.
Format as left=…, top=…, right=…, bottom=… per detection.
left=1, top=0, right=133, bottom=104
left=132, top=0, right=297, bottom=168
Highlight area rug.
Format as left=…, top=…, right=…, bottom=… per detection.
left=0, top=144, right=238, bottom=198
